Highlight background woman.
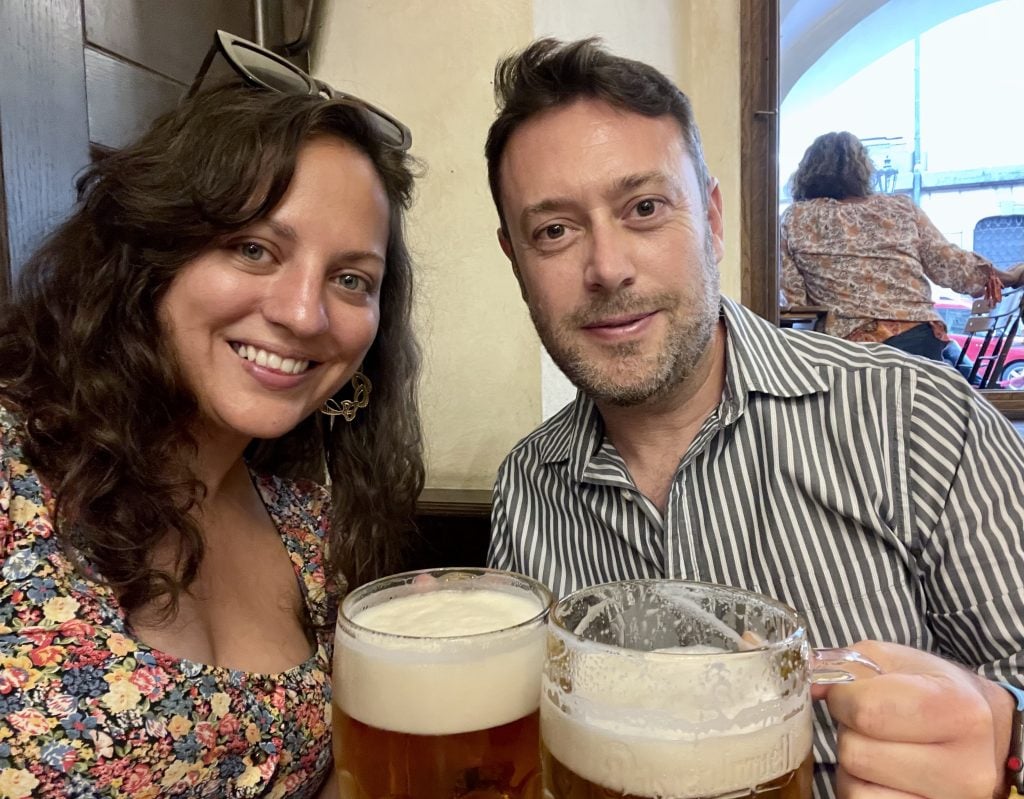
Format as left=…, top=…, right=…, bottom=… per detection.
left=781, top=130, right=1024, bottom=361
left=0, top=79, right=422, bottom=797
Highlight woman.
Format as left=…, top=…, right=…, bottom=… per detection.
left=781, top=130, right=1024, bottom=361
left=0, top=80, right=422, bottom=797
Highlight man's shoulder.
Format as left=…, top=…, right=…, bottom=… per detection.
left=726, top=299, right=923, bottom=396
left=783, top=326, right=948, bottom=372
left=779, top=326, right=978, bottom=408
left=727, top=300, right=973, bottom=402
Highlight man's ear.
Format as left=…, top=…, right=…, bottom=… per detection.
left=497, top=227, right=528, bottom=302
left=705, top=176, right=725, bottom=264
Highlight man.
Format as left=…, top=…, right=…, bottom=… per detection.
left=484, top=37, right=1024, bottom=798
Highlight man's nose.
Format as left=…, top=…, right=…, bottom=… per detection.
left=583, top=223, right=637, bottom=293
left=262, top=266, right=329, bottom=338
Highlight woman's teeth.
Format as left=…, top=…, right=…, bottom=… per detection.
left=232, top=343, right=310, bottom=375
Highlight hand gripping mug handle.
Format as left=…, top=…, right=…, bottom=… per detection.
left=811, top=647, right=883, bottom=685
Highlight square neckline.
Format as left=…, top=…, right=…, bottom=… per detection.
left=58, top=467, right=329, bottom=683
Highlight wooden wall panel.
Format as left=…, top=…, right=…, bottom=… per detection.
left=0, top=0, right=90, bottom=288
left=84, top=0, right=254, bottom=83
left=85, top=48, right=183, bottom=151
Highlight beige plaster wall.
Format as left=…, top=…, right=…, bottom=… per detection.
left=315, top=1, right=741, bottom=489
left=678, top=0, right=742, bottom=302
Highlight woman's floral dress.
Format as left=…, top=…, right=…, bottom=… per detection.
left=0, top=408, right=337, bottom=798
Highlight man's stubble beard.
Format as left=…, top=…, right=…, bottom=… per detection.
left=530, top=232, right=720, bottom=407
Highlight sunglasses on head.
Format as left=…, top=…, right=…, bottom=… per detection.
left=187, top=29, right=412, bottom=151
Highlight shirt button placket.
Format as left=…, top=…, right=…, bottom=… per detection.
left=669, top=472, right=699, bottom=581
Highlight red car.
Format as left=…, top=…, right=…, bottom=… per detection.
left=935, top=298, right=1024, bottom=387
left=947, top=332, right=1024, bottom=386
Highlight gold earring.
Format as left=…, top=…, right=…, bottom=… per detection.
left=321, top=371, right=372, bottom=422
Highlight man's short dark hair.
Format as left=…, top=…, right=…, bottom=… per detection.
left=484, top=37, right=710, bottom=232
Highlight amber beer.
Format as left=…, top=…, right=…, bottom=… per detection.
left=542, top=581, right=816, bottom=799
left=332, top=568, right=551, bottom=799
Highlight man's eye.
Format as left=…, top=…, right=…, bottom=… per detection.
left=635, top=199, right=658, bottom=217
left=238, top=242, right=266, bottom=260
left=542, top=224, right=565, bottom=240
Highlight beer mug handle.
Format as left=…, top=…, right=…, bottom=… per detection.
left=811, top=647, right=883, bottom=684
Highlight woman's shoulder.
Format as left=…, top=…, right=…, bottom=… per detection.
left=869, top=192, right=915, bottom=214
left=255, top=474, right=331, bottom=532
left=253, top=473, right=337, bottom=620
left=0, top=402, right=25, bottom=446
left=253, top=474, right=331, bottom=566
left=786, top=196, right=835, bottom=219
left=0, top=403, right=44, bottom=510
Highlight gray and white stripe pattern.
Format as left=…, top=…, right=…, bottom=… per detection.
left=488, top=298, right=1024, bottom=798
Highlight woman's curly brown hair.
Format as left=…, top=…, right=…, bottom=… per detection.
left=789, top=131, right=876, bottom=201
left=0, top=82, right=424, bottom=613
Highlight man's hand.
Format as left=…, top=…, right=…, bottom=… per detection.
left=813, top=641, right=1014, bottom=799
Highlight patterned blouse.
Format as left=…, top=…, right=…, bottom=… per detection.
left=780, top=193, right=994, bottom=340
left=0, top=407, right=337, bottom=798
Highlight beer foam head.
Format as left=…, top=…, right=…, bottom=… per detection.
left=353, top=588, right=542, bottom=637
left=336, top=587, right=546, bottom=736
left=542, top=699, right=811, bottom=797
left=541, top=639, right=811, bottom=796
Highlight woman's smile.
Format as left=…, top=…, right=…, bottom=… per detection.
left=159, top=137, right=388, bottom=448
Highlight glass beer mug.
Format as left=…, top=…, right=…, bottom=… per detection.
left=542, top=580, right=880, bottom=799
left=333, top=567, right=552, bottom=799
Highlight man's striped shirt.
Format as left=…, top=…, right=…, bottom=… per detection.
left=488, top=297, right=1024, bottom=797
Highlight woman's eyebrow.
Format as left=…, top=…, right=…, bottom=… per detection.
left=256, top=218, right=299, bottom=242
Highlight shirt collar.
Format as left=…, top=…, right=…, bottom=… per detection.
left=536, top=297, right=831, bottom=467
left=720, top=296, right=830, bottom=406
left=533, top=390, right=604, bottom=478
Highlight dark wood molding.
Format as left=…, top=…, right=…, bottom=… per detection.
left=979, top=391, right=1024, bottom=420
left=409, top=488, right=492, bottom=571
left=739, top=0, right=780, bottom=324
left=416, top=487, right=492, bottom=518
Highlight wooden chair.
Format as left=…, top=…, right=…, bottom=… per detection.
left=779, top=305, right=829, bottom=332
left=954, top=288, right=1024, bottom=389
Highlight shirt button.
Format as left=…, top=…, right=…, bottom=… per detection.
left=621, top=489, right=633, bottom=502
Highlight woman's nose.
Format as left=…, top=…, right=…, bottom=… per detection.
left=262, top=269, right=329, bottom=338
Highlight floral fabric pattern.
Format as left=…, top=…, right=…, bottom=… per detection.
left=0, top=407, right=336, bottom=798
left=780, top=193, right=993, bottom=339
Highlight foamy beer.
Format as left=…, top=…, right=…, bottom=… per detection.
left=333, top=567, right=552, bottom=798
left=543, top=581, right=877, bottom=798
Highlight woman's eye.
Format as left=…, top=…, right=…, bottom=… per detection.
left=238, top=242, right=266, bottom=261
left=635, top=199, right=659, bottom=217
left=337, top=273, right=370, bottom=292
